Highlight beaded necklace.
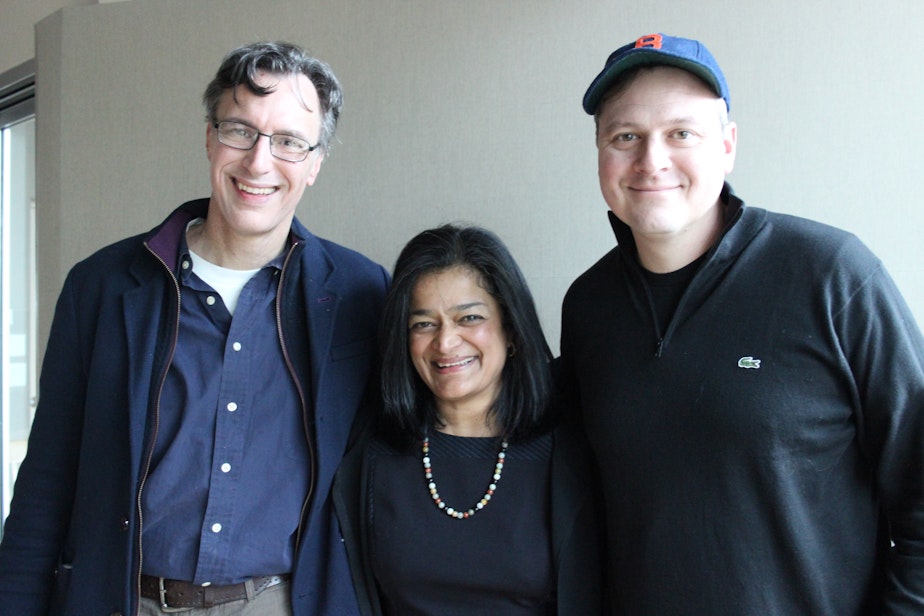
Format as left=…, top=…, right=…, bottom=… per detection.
left=422, top=432, right=509, bottom=519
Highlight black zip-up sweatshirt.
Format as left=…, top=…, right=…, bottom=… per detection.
left=560, top=184, right=924, bottom=615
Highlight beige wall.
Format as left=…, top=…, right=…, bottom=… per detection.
left=0, top=0, right=95, bottom=75
left=7, top=0, right=924, bottom=356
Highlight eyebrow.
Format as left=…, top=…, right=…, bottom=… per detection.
left=409, top=301, right=487, bottom=317
left=221, top=117, right=309, bottom=140
left=600, top=115, right=702, bottom=132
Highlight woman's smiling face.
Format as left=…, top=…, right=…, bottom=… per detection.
left=407, top=266, right=509, bottom=418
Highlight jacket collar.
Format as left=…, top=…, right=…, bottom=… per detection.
left=142, top=198, right=316, bottom=276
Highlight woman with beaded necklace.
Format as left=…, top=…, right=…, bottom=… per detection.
left=334, top=224, right=605, bottom=615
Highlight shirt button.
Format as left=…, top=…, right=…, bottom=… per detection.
left=221, top=463, right=231, bottom=473
left=232, top=342, right=242, bottom=351
left=227, top=402, right=237, bottom=412
left=211, top=523, right=222, bottom=533
left=206, top=296, right=216, bottom=305
left=182, top=260, right=190, bottom=270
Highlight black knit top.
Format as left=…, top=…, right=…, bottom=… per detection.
left=368, top=430, right=554, bottom=615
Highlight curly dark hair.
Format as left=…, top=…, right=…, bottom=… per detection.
left=202, top=41, right=342, bottom=153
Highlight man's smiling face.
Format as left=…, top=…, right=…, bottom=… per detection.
left=205, top=71, right=324, bottom=246
left=595, top=66, right=736, bottom=264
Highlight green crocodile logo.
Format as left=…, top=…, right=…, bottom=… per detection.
left=738, top=356, right=761, bottom=369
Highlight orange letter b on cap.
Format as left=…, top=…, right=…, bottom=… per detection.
left=635, top=34, right=663, bottom=49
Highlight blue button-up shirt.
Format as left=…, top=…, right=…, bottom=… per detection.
left=141, top=236, right=309, bottom=585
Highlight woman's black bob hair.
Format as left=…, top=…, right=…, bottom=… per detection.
left=378, top=224, right=553, bottom=443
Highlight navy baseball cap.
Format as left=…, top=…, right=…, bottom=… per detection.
left=582, top=33, right=730, bottom=114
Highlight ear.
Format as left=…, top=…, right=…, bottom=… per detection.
left=304, top=151, right=325, bottom=186
left=723, top=121, right=737, bottom=175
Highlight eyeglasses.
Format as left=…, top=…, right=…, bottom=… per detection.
left=213, top=121, right=319, bottom=162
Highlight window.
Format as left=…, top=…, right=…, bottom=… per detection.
left=0, top=60, right=37, bottom=533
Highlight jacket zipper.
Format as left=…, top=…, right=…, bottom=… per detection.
left=133, top=242, right=182, bottom=615
left=275, top=240, right=317, bottom=554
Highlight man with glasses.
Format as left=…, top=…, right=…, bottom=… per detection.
left=559, top=33, right=924, bottom=613
left=0, top=41, right=388, bottom=616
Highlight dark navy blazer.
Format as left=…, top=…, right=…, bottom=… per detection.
left=0, top=199, right=389, bottom=616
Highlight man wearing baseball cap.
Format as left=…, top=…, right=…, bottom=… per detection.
left=559, top=33, right=924, bottom=613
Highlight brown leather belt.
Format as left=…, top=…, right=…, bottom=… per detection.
left=140, top=573, right=289, bottom=609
